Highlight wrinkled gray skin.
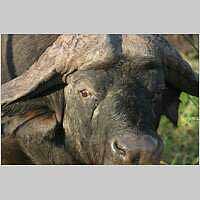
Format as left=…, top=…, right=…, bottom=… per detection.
left=1, top=34, right=198, bottom=165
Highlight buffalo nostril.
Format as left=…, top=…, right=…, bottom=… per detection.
left=112, top=140, right=126, bottom=157
left=111, top=140, right=141, bottom=164
left=110, top=135, right=161, bottom=164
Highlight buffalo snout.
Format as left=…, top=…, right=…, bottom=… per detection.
left=110, top=134, right=163, bottom=164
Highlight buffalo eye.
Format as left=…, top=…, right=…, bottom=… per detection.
left=79, top=89, right=92, bottom=98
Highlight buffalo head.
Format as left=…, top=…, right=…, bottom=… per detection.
left=1, top=34, right=198, bottom=164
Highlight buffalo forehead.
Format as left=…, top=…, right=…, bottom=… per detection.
left=122, top=35, right=161, bottom=61
left=66, top=69, right=113, bottom=91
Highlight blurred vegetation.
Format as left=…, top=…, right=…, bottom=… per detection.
left=158, top=35, right=199, bottom=165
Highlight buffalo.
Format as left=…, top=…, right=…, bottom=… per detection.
left=1, top=34, right=199, bottom=165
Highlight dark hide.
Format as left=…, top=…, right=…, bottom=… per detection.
left=1, top=34, right=198, bottom=165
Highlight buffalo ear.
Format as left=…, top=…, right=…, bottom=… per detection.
left=162, top=84, right=181, bottom=126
